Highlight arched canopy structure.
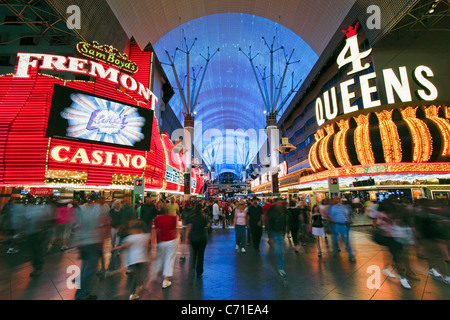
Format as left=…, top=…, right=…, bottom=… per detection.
left=106, top=0, right=357, bottom=176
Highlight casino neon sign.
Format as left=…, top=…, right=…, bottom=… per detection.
left=13, top=52, right=158, bottom=106
left=50, top=145, right=147, bottom=169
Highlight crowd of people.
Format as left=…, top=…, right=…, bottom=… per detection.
left=0, top=193, right=449, bottom=299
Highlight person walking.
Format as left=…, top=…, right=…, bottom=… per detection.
left=180, top=201, right=193, bottom=262
left=248, top=197, right=264, bottom=253
left=414, top=199, right=450, bottom=286
left=233, top=201, right=248, bottom=253
left=212, top=201, right=220, bottom=228
left=287, top=200, right=301, bottom=253
left=47, top=200, right=75, bottom=252
left=74, top=199, right=103, bottom=300
left=3, top=199, right=25, bottom=254
left=111, top=219, right=150, bottom=300
left=328, top=197, right=356, bottom=262
left=298, top=200, right=311, bottom=246
left=110, top=200, right=123, bottom=254
left=319, top=199, right=331, bottom=241
left=97, top=197, right=111, bottom=276
left=150, top=205, right=179, bottom=289
left=263, top=198, right=274, bottom=246
left=267, top=198, right=288, bottom=277
left=187, top=203, right=210, bottom=278
left=25, top=199, right=54, bottom=277
left=166, top=197, right=180, bottom=218
left=311, top=204, right=325, bottom=257
left=141, top=197, right=156, bottom=235
left=372, top=200, right=414, bottom=289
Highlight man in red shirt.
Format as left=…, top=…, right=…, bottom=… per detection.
left=150, top=207, right=179, bottom=289
left=262, top=198, right=273, bottom=220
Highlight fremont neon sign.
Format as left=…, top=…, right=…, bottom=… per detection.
left=13, top=52, right=158, bottom=106
left=315, top=22, right=439, bottom=126
left=50, top=145, right=147, bottom=169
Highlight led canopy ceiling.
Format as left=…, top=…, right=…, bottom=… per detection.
left=153, top=13, right=318, bottom=176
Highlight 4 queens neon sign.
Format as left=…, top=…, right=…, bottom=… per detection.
left=13, top=52, right=158, bottom=107
left=315, top=22, right=439, bottom=126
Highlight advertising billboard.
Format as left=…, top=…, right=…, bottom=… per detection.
left=46, top=85, right=153, bottom=151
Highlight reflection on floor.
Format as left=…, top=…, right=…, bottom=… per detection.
left=0, top=226, right=449, bottom=300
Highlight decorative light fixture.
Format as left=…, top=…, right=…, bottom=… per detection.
left=354, top=114, right=375, bottom=165
left=376, top=109, right=402, bottom=163
left=400, top=107, right=432, bottom=163
left=334, top=119, right=352, bottom=167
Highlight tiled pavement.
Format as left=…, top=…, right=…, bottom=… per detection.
left=0, top=226, right=449, bottom=301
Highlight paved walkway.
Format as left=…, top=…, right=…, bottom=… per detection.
left=0, top=226, right=449, bottom=300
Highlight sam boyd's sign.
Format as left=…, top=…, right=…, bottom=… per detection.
left=76, top=41, right=138, bottom=75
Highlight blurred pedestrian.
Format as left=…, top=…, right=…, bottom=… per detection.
left=233, top=201, right=248, bottom=253
left=74, top=200, right=103, bottom=300
left=248, top=197, right=264, bottom=253
left=365, top=199, right=379, bottom=228
left=187, top=203, right=210, bottom=278
left=150, top=205, right=179, bottom=289
left=110, top=200, right=122, bottom=253
left=414, top=199, right=450, bottom=285
left=372, top=200, right=414, bottom=289
left=267, top=198, right=288, bottom=277
left=328, top=197, right=356, bottom=262
left=319, top=199, right=331, bottom=240
left=47, top=200, right=75, bottom=252
left=287, top=200, right=301, bottom=253
left=110, top=219, right=150, bottom=300
left=311, top=204, right=325, bottom=257
left=3, top=199, right=25, bottom=254
left=180, top=201, right=193, bottom=262
left=263, top=198, right=273, bottom=246
left=25, top=199, right=54, bottom=277
left=141, top=197, right=156, bottom=234
left=298, top=200, right=311, bottom=246
left=97, top=197, right=111, bottom=276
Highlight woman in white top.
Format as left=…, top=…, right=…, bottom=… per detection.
left=233, top=202, right=248, bottom=253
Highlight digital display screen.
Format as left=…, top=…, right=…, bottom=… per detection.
left=46, top=85, right=153, bottom=151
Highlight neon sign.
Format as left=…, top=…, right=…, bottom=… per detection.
left=315, top=23, right=439, bottom=126
left=76, top=41, right=138, bottom=74
left=13, top=52, right=158, bottom=105
left=50, top=145, right=147, bottom=169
